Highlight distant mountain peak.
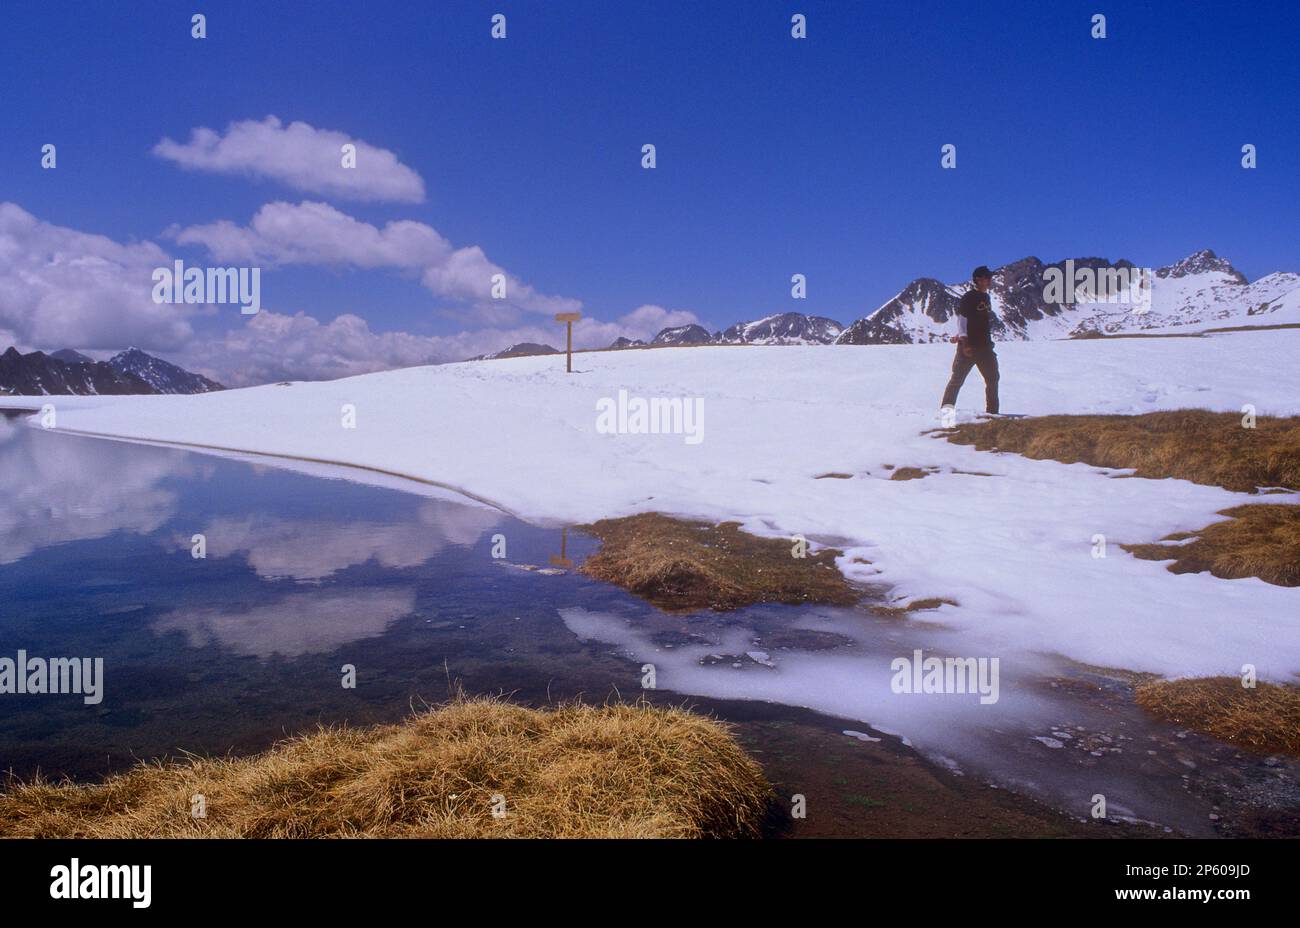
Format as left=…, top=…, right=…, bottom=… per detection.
left=1, top=346, right=154, bottom=396
left=498, top=342, right=557, bottom=358
left=108, top=348, right=224, bottom=393
left=1156, top=249, right=1247, bottom=284
left=50, top=348, right=93, bottom=364
left=651, top=324, right=714, bottom=346
left=0, top=345, right=224, bottom=396
left=716, top=312, right=844, bottom=345
left=468, top=342, right=559, bottom=361
left=836, top=250, right=1292, bottom=345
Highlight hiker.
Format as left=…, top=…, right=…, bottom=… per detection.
left=940, top=265, right=999, bottom=415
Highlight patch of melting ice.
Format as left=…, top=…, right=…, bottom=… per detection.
left=559, top=601, right=1298, bottom=836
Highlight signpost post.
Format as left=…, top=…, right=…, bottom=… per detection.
left=554, top=311, right=581, bottom=372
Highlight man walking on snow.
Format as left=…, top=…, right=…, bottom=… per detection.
left=940, top=265, right=999, bottom=415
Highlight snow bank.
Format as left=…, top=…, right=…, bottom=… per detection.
left=10, top=331, right=1300, bottom=680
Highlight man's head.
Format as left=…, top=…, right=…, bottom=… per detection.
left=972, top=266, right=993, bottom=292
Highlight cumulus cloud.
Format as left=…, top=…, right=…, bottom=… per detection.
left=178, top=311, right=444, bottom=385
left=178, top=300, right=707, bottom=382
left=177, top=302, right=703, bottom=386
left=170, top=200, right=581, bottom=317
left=0, top=203, right=700, bottom=387
left=573, top=304, right=700, bottom=345
left=0, top=202, right=194, bottom=351
left=153, top=116, right=426, bottom=203
left=175, top=310, right=555, bottom=385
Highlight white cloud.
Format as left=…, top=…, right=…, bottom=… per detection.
left=176, top=310, right=560, bottom=385
left=178, top=311, right=445, bottom=385
left=171, top=200, right=581, bottom=317
left=574, top=304, right=701, bottom=345
left=0, top=202, right=194, bottom=351
left=177, top=302, right=704, bottom=386
left=0, top=203, right=700, bottom=387
left=153, top=116, right=426, bottom=204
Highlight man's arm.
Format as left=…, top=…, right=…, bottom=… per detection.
left=953, top=295, right=974, bottom=356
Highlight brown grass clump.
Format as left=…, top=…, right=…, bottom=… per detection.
left=0, top=697, right=773, bottom=839
left=579, top=512, right=859, bottom=611
left=889, top=467, right=930, bottom=481
left=1123, top=504, right=1300, bottom=586
left=943, top=410, right=1300, bottom=493
left=869, top=597, right=959, bottom=618
left=944, top=411, right=1300, bottom=586
left=1135, top=678, right=1300, bottom=755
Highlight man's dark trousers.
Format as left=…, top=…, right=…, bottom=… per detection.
left=941, top=345, right=999, bottom=414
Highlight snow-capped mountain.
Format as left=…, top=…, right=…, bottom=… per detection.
left=635, top=313, right=843, bottom=349
left=650, top=324, right=714, bottom=346
left=716, top=312, right=844, bottom=345
left=108, top=347, right=224, bottom=393
left=0, top=347, right=223, bottom=396
left=1155, top=249, right=1247, bottom=284
left=472, top=251, right=1296, bottom=362
left=2, top=347, right=151, bottom=396
left=469, top=342, right=559, bottom=361
left=835, top=278, right=962, bottom=345
left=836, top=250, right=1300, bottom=345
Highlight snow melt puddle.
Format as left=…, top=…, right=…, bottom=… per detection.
left=560, top=602, right=1284, bottom=835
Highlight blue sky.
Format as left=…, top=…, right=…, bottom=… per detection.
left=1, top=0, right=1296, bottom=381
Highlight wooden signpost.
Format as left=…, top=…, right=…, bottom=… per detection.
left=554, top=311, right=581, bottom=372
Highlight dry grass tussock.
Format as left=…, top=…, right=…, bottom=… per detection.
left=579, top=512, right=859, bottom=611
left=945, top=410, right=1300, bottom=586
left=0, top=696, right=773, bottom=838
left=943, top=409, right=1300, bottom=493
left=889, top=467, right=931, bottom=481
left=1135, top=678, right=1300, bottom=755
left=1123, top=504, right=1300, bottom=586
left=869, top=597, right=958, bottom=618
